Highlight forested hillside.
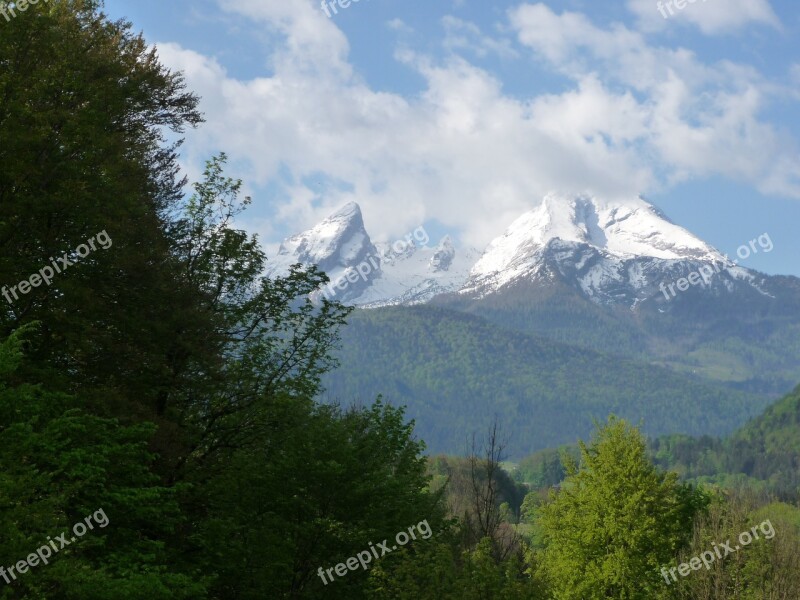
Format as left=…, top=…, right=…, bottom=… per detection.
left=514, top=384, right=800, bottom=498
left=436, top=278, right=800, bottom=397
left=651, top=384, right=800, bottom=497
left=322, top=305, right=770, bottom=455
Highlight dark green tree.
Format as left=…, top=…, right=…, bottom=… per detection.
left=163, top=154, right=351, bottom=478
left=193, top=400, right=445, bottom=599
left=0, top=0, right=207, bottom=431
left=0, top=326, right=207, bottom=599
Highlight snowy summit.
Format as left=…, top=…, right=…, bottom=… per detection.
left=268, top=195, right=762, bottom=308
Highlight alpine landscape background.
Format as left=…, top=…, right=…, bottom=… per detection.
left=269, top=194, right=800, bottom=455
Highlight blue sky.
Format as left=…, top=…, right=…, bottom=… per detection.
left=103, top=0, right=800, bottom=275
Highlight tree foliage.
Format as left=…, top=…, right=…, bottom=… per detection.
left=535, top=417, right=708, bottom=599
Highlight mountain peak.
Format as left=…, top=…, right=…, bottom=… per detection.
left=517, top=193, right=719, bottom=261
left=461, top=193, right=726, bottom=301
left=328, top=201, right=362, bottom=222
left=267, top=203, right=378, bottom=299
left=267, top=195, right=754, bottom=309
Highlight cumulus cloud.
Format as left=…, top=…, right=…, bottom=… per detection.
left=442, top=16, right=519, bottom=59
left=387, top=18, right=413, bottom=33
left=510, top=3, right=800, bottom=195
left=155, top=0, right=800, bottom=252
left=626, top=0, right=780, bottom=35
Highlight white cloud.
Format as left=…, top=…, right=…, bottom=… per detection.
left=155, top=0, right=800, bottom=253
left=216, top=0, right=353, bottom=78
left=509, top=3, right=800, bottom=196
left=387, top=18, right=413, bottom=33
left=626, top=0, right=780, bottom=35
left=442, top=16, right=519, bottom=59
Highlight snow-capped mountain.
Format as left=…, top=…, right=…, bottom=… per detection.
left=357, top=235, right=480, bottom=307
left=265, top=202, right=380, bottom=302
left=274, top=197, right=799, bottom=403
left=265, top=202, right=478, bottom=306
left=273, top=202, right=376, bottom=272
left=458, top=193, right=766, bottom=307
left=267, top=195, right=770, bottom=309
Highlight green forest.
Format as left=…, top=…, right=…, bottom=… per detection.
left=1, top=2, right=799, bottom=598
left=322, top=305, right=772, bottom=455
left=435, top=271, right=800, bottom=397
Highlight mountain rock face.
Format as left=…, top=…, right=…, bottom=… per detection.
left=268, top=194, right=775, bottom=310
left=265, top=202, right=380, bottom=303
left=429, top=235, right=456, bottom=272
left=266, top=203, right=478, bottom=306
left=459, top=193, right=768, bottom=308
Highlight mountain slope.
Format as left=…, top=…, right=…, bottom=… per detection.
left=649, top=384, right=800, bottom=496
left=321, top=305, right=770, bottom=456
left=432, top=194, right=800, bottom=395
left=266, top=202, right=478, bottom=306
left=459, top=193, right=769, bottom=308
left=436, top=269, right=800, bottom=396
